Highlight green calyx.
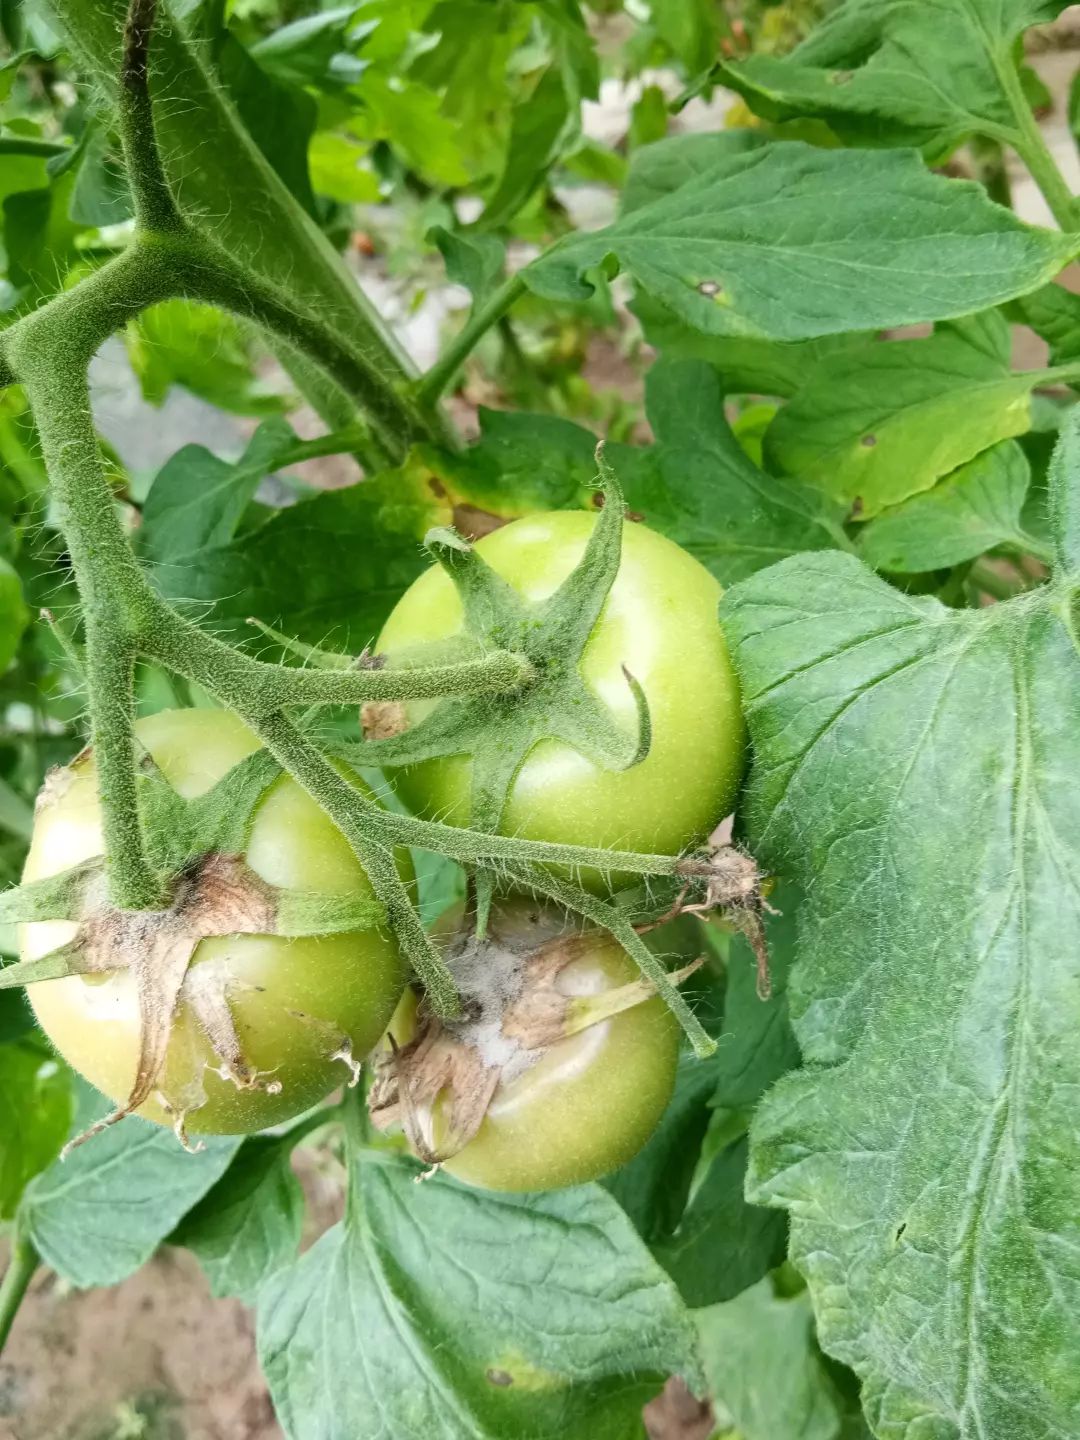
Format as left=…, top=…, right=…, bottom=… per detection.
left=344, top=448, right=650, bottom=919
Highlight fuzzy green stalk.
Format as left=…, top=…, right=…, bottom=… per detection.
left=365, top=807, right=687, bottom=879
left=994, top=55, right=1079, bottom=231
left=0, top=1221, right=39, bottom=1356
left=417, top=272, right=528, bottom=405
left=242, top=711, right=463, bottom=1020
left=174, top=252, right=424, bottom=467
left=119, top=0, right=184, bottom=235
left=140, top=601, right=533, bottom=713
left=6, top=289, right=168, bottom=908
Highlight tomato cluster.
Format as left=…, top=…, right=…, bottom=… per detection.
left=21, top=512, right=744, bottom=1188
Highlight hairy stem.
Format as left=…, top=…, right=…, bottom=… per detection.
left=86, top=626, right=167, bottom=907
left=144, top=602, right=533, bottom=712
left=6, top=284, right=168, bottom=907
left=119, top=0, right=184, bottom=234
left=997, top=56, right=1078, bottom=230
left=417, top=272, right=528, bottom=406
left=240, top=712, right=462, bottom=1020
left=0, top=1223, right=39, bottom=1356
left=367, top=807, right=685, bottom=878
left=179, top=245, right=425, bottom=466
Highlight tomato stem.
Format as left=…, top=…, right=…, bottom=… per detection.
left=417, top=272, right=528, bottom=406
left=995, top=52, right=1078, bottom=231
left=119, top=0, right=185, bottom=236
left=0, top=1221, right=39, bottom=1357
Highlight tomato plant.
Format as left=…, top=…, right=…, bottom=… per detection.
left=1, top=0, right=1079, bottom=1437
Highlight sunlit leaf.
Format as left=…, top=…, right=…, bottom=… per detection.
left=526, top=144, right=1075, bottom=342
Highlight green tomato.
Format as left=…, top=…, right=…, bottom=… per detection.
left=377, top=511, right=745, bottom=874
left=427, top=902, right=679, bottom=1193
left=20, top=708, right=410, bottom=1134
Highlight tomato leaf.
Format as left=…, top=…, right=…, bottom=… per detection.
left=67, top=123, right=133, bottom=227
left=620, top=129, right=768, bottom=213
left=654, top=1136, right=787, bottom=1307
left=0, top=990, right=34, bottom=1041
left=611, top=360, right=844, bottom=582
left=172, top=1134, right=305, bottom=1305
left=525, top=143, right=1075, bottom=341
left=857, top=440, right=1041, bottom=572
left=1009, top=282, right=1080, bottom=367
left=427, top=408, right=599, bottom=520
left=710, top=884, right=802, bottom=1112
left=719, top=0, right=1069, bottom=150
left=0, top=1042, right=70, bottom=1219
left=126, top=299, right=285, bottom=419
left=140, top=418, right=297, bottom=564
left=0, top=555, right=28, bottom=673
left=150, top=460, right=448, bottom=648
left=607, top=889, right=800, bottom=1251
left=1048, top=404, right=1080, bottom=572
left=258, top=1161, right=700, bottom=1440
left=248, top=7, right=368, bottom=89
left=631, top=292, right=869, bottom=399
left=20, top=1082, right=240, bottom=1288
left=766, top=315, right=1042, bottom=517
left=720, top=437, right=1080, bottom=1433
left=480, top=65, right=576, bottom=229
left=697, top=1281, right=857, bottom=1440
left=430, top=227, right=506, bottom=310
left=212, top=27, right=318, bottom=216
left=604, top=1051, right=721, bottom=1243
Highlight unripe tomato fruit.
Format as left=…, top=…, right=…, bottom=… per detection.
left=20, top=709, right=410, bottom=1134
left=377, top=511, right=745, bottom=873
left=389, top=902, right=680, bottom=1192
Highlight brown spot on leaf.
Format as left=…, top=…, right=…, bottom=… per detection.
left=486, top=1369, right=514, bottom=1388
left=453, top=503, right=507, bottom=540
left=860, top=433, right=877, bottom=447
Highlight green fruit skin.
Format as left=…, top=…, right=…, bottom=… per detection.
left=377, top=510, right=746, bottom=882
left=430, top=902, right=680, bottom=1193
left=20, top=709, right=411, bottom=1134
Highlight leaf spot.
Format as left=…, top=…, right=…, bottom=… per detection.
left=860, top=434, right=877, bottom=448
left=696, top=279, right=723, bottom=297
left=486, top=1369, right=514, bottom=1388
left=830, top=69, right=854, bottom=85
